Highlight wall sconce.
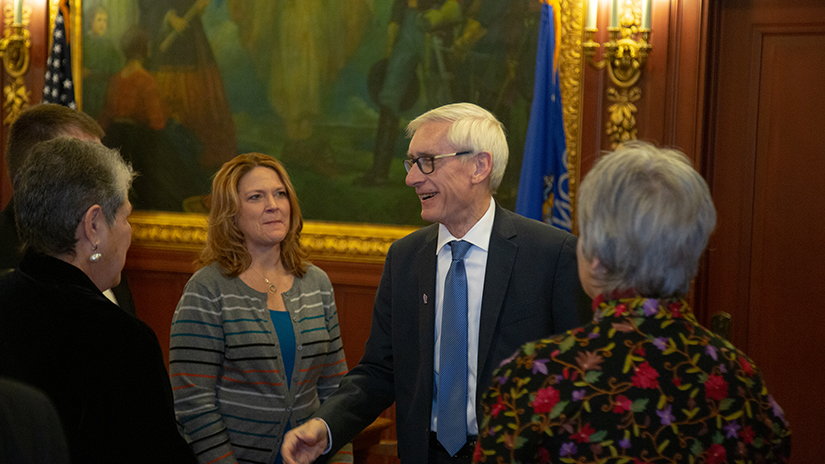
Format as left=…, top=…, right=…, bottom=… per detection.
left=1, top=0, right=31, bottom=126
left=583, top=0, right=652, bottom=148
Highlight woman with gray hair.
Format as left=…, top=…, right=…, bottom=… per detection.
left=474, top=142, right=790, bottom=463
left=0, top=137, right=196, bottom=463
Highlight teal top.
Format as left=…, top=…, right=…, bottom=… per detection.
left=270, top=310, right=295, bottom=387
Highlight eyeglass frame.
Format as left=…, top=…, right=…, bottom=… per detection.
left=403, top=150, right=474, bottom=174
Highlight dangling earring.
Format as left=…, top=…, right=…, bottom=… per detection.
left=90, top=241, right=102, bottom=262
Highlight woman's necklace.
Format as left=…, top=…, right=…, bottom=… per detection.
left=250, top=267, right=277, bottom=294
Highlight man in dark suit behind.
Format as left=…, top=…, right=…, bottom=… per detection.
left=0, top=104, right=135, bottom=315
left=282, top=103, right=591, bottom=464
left=0, top=377, right=70, bottom=464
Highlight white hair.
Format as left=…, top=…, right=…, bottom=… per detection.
left=577, top=141, right=716, bottom=297
left=407, top=102, right=508, bottom=193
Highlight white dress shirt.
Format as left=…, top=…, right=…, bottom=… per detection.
left=431, top=198, right=496, bottom=436
left=103, top=288, right=119, bottom=306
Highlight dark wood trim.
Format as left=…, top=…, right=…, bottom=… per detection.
left=692, top=0, right=721, bottom=327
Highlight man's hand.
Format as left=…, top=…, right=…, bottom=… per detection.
left=281, top=418, right=329, bottom=464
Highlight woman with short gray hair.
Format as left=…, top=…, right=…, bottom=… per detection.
left=474, top=142, right=790, bottom=463
left=13, top=137, right=133, bottom=267
left=575, top=142, right=717, bottom=297
left=0, top=137, right=196, bottom=463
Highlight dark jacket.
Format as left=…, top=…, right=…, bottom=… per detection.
left=0, top=201, right=21, bottom=271
left=316, top=204, right=591, bottom=463
left=0, top=377, right=70, bottom=464
left=0, top=251, right=196, bottom=464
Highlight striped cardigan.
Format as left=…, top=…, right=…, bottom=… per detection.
left=169, top=263, right=351, bottom=464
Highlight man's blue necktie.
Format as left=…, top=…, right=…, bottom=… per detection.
left=437, top=240, right=471, bottom=456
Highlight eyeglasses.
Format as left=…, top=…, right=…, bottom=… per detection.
left=403, top=151, right=473, bottom=174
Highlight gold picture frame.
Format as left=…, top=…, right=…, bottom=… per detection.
left=64, top=0, right=585, bottom=263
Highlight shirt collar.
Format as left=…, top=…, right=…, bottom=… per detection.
left=436, top=197, right=495, bottom=255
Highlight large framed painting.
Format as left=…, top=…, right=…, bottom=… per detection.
left=68, top=0, right=586, bottom=261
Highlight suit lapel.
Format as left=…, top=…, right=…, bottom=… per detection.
left=477, top=206, right=518, bottom=383
left=416, top=226, right=439, bottom=405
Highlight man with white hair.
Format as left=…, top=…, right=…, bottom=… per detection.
left=282, top=103, right=590, bottom=464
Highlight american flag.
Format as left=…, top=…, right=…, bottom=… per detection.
left=42, top=0, right=76, bottom=109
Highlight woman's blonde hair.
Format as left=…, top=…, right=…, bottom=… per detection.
left=198, top=153, right=308, bottom=278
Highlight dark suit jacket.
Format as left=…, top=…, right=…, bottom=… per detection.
left=0, top=378, right=70, bottom=464
left=0, top=203, right=21, bottom=270
left=0, top=199, right=136, bottom=315
left=317, top=204, right=591, bottom=463
left=0, top=252, right=196, bottom=463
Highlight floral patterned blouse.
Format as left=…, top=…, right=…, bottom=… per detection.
left=473, top=294, right=791, bottom=464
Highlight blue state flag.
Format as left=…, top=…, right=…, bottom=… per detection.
left=42, top=0, right=76, bottom=109
left=515, top=0, right=571, bottom=232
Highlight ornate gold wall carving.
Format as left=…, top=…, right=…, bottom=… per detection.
left=559, top=0, right=585, bottom=234
left=2, top=3, right=32, bottom=126
left=129, top=211, right=417, bottom=264
left=606, top=86, right=640, bottom=146
left=582, top=0, right=651, bottom=149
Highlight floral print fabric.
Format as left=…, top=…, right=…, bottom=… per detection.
left=474, top=295, right=791, bottom=463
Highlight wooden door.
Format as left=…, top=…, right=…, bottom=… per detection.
left=703, top=1, right=825, bottom=461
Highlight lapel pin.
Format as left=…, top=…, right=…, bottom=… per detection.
left=423, top=293, right=428, bottom=304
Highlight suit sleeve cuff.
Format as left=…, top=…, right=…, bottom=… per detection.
left=318, top=418, right=333, bottom=454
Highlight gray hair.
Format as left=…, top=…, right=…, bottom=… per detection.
left=406, top=102, right=508, bottom=193
left=576, top=141, right=716, bottom=298
left=14, top=137, right=134, bottom=258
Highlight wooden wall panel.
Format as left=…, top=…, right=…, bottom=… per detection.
left=748, top=31, right=825, bottom=461
left=704, top=1, right=825, bottom=461
left=123, top=248, right=197, bottom=366
left=127, top=268, right=193, bottom=365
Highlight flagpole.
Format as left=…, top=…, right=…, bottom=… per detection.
left=72, top=0, right=83, bottom=109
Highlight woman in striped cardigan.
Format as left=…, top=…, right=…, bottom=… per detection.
left=170, top=153, right=352, bottom=464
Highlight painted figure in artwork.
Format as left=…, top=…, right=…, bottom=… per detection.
left=138, top=0, right=237, bottom=168
left=99, top=26, right=211, bottom=211
left=226, top=0, right=371, bottom=173
left=82, top=6, right=124, bottom=119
